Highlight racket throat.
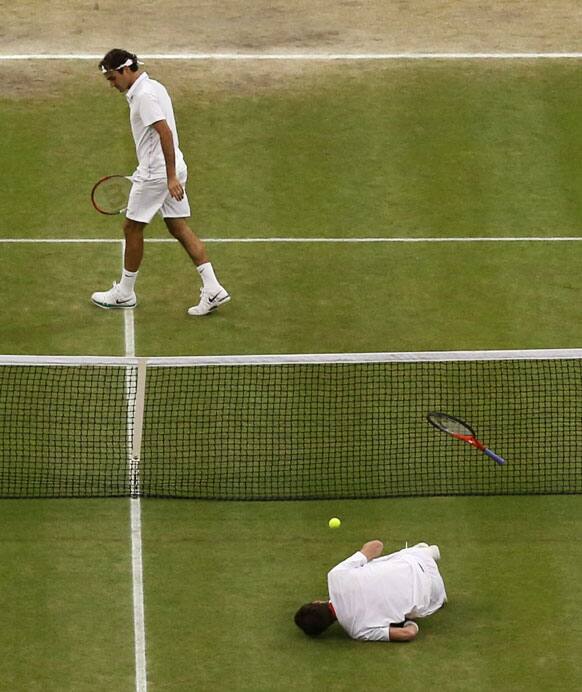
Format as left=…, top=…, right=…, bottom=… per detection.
left=453, top=434, right=486, bottom=451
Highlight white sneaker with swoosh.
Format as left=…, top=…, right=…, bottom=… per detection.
left=188, top=287, right=230, bottom=316
left=91, top=282, right=137, bottom=309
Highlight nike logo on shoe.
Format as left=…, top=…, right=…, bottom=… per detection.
left=91, top=282, right=136, bottom=309
left=208, top=291, right=229, bottom=304
left=187, top=288, right=230, bottom=316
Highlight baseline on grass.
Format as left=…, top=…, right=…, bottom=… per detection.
left=91, top=175, right=133, bottom=215
left=427, top=412, right=506, bottom=465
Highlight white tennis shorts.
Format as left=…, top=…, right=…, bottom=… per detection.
left=403, top=546, right=447, bottom=617
left=126, top=173, right=191, bottom=223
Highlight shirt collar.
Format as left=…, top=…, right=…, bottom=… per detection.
left=126, top=72, right=149, bottom=104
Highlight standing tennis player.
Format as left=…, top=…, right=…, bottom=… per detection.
left=91, top=49, right=230, bottom=316
left=294, top=540, right=447, bottom=642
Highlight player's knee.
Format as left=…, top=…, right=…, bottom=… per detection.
left=164, top=218, right=189, bottom=237
left=123, top=218, right=144, bottom=236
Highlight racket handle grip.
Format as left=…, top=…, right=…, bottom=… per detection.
left=484, top=448, right=506, bottom=465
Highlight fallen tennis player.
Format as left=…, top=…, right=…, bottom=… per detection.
left=294, top=540, right=447, bottom=642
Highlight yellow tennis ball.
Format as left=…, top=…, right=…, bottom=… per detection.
left=328, top=517, right=341, bottom=529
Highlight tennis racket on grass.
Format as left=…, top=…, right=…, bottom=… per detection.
left=91, top=175, right=132, bottom=215
left=426, top=412, right=506, bottom=465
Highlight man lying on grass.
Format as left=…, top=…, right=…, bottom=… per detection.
left=294, top=540, right=446, bottom=642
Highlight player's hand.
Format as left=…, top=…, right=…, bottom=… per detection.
left=360, top=540, right=384, bottom=561
left=403, top=621, right=419, bottom=635
left=167, top=175, right=184, bottom=201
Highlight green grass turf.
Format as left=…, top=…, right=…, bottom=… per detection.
left=141, top=496, right=582, bottom=691
left=2, top=239, right=582, bottom=356
left=0, top=500, right=135, bottom=691
left=1, top=244, right=125, bottom=355
left=2, top=58, right=582, bottom=690
left=133, top=240, right=582, bottom=354
left=3, top=60, right=582, bottom=239
left=4, top=60, right=582, bottom=357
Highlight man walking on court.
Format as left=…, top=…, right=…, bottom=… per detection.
left=294, top=540, right=446, bottom=642
left=91, top=48, right=230, bottom=316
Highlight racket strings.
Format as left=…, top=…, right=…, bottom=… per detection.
left=92, top=177, right=131, bottom=214
left=100, top=182, right=128, bottom=210
left=429, top=413, right=472, bottom=436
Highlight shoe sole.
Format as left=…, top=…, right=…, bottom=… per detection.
left=91, top=298, right=137, bottom=309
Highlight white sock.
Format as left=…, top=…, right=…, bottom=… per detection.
left=197, top=262, right=221, bottom=292
left=119, top=268, right=138, bottom=296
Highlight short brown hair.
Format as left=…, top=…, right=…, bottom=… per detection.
left=99, top=49, right=139, bottom=73
left=294, top=602, right=334, bottom=637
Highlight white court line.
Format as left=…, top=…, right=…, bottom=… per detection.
left=154, top=236, right=582, bottom=243
left=3, top=52, right=582, bottom=60
left=0, top=238, right=122, bottom=243
left=3, top=236, right=582, bottom=243
left=130, top=498, right=147, bottom=692
left=121, top=240, right=147, bottom=692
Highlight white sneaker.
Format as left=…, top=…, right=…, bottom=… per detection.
left=429, top=545, right=441, bottom=562
left=91, top=282, right=137, bottom=309
left=187, top=287, right=230, bottom=316
left=411, top=542, right=440, bottom=561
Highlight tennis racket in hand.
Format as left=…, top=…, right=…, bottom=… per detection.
left=91, top=175, right=132, bottom=215
left=426, top=412, right=506, bottom=465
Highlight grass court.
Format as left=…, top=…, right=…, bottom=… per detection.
left=1, top=57, right=582, bottom=690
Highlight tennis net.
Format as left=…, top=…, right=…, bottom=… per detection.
left=1, top=350, right=581, bottom=499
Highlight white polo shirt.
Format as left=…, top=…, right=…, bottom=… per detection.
left=125, top=72, right=187, bottom=181
left=327, top=549, right=446, bottom=642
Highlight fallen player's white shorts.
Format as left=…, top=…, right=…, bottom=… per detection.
left=403, top=546, right=447, bottom=617
left=126, top=173, right=191, bottom=223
